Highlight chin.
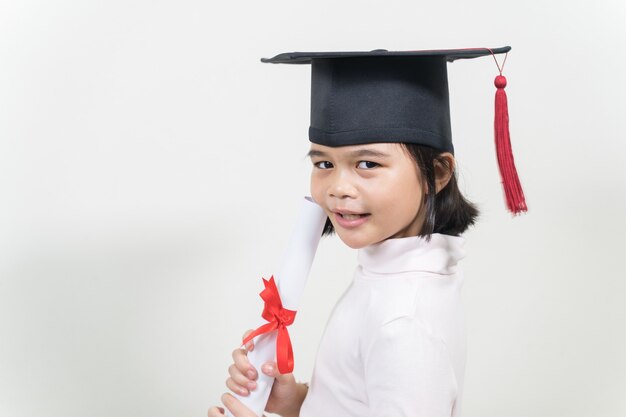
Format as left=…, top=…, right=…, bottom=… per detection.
left=340, top=239, right=369, bottom=249
left=335, top=231, right=376, bottom=249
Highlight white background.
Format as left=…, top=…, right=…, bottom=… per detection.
left=1, top=1, right=625, bottom=416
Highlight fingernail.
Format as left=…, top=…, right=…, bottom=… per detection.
left=239, top=387, right=248, bottom=395
left=262, top=363, right=274, bottom=374
left=246, top=369, right=256, bottom=379
left=247, top=381, right=257, bottom=390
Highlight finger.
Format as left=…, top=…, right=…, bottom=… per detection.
left=226, top=376, right=252, bottom=396
left=226, top=363, right=257, bottom=395
left=228, top=364, right=253, bottom=386
left=260, top=362, right=274, bottom=377
left=241, top=329, right=255, bottom=352
left=261, top=361, right=295, bottom=385
left=222, top=392, right=258, bottom=417
left=261, top=361, right=281, bottom=378
left=207, top=405, right=225, bottom=416
left=232, top=348, right=257, bottom=380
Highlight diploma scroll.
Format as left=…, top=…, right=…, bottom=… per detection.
left=226, top=196, right=327, bottom=417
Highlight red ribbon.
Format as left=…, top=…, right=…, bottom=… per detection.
left=241, top=276, right=297, bottom=374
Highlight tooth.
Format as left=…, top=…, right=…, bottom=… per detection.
left=343, top=214, right=361, bottom=220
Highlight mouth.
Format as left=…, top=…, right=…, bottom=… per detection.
left=338, top=213, right=369, bottom=220
left=332, top=210, right=371, bottom=228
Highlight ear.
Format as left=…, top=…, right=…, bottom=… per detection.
left=434, top=153, right=455, bottom=194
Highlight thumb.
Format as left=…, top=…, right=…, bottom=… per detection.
left=261, top=361, right=295, bottom=384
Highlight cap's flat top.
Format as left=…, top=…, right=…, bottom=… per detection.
left=261, top=46, right=511, bottom=64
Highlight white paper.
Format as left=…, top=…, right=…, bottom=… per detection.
left=225, top=196, right=326, bottom=417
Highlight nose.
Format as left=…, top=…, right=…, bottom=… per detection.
left=328, top=170, right=358, bottom=199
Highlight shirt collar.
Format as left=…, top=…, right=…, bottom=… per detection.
left=357, top=233, right=465, bottom=275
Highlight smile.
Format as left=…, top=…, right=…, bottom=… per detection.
left=341, top=213, right=364, bottom=220
left=333, top=212, right=371, bottom=228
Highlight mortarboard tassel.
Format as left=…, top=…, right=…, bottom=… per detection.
left=490, top=51, right=527, bottom=214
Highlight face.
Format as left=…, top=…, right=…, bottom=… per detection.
left=309, top=142, right=426, bottom=249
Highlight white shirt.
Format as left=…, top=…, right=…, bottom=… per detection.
left=300, top=233, right=467, bottom=417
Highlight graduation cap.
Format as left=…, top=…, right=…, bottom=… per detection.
left=261, top=46, right=527, bottom=214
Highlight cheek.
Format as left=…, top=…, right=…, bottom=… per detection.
left=377, top=172, right=423, bottom=217
left=397, top=180, right=425, bottom=217
left=310, top=174, right=324, bottom=205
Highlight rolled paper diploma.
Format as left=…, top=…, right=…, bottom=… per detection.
left=226, top=196, right=327, bottom=417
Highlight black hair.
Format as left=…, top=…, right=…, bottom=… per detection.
left=321, top=143, right=479, bottom=238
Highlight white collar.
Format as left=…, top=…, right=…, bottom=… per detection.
left=357, top=233, right=465, bottom=275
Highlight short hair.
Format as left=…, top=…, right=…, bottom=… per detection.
left=321, top=143, right=479, bottom=238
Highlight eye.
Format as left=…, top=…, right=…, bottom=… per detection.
left=357, top=161, right=379, bottom=169
left=314, top=161, right=334, bottom=169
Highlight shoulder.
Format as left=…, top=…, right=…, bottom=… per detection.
left=365, top=315, right=452, bottom=364
left=362, top=316, right=459, bottom=414
left=357, top=273, right=422, bottom=325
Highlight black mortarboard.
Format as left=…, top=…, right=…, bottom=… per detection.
left=261, top=47, right=527, bottom=214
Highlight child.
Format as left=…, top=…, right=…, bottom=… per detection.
left=209, top=46, right=525, bottom=417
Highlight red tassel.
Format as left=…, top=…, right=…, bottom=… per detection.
left=494, top=73, right=527, bottom=214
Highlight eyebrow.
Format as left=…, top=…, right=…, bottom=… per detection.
left=307, top=148, right=391, bottom=159
left=307, top=149, right=328, bottom=158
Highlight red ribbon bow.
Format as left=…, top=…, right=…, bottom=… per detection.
left=241, top=276, right=297, bottom=374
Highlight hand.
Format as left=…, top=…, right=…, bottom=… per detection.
left=207, top=393, right=264, bottom=417
left=222, top=330, right=308, bottom=417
